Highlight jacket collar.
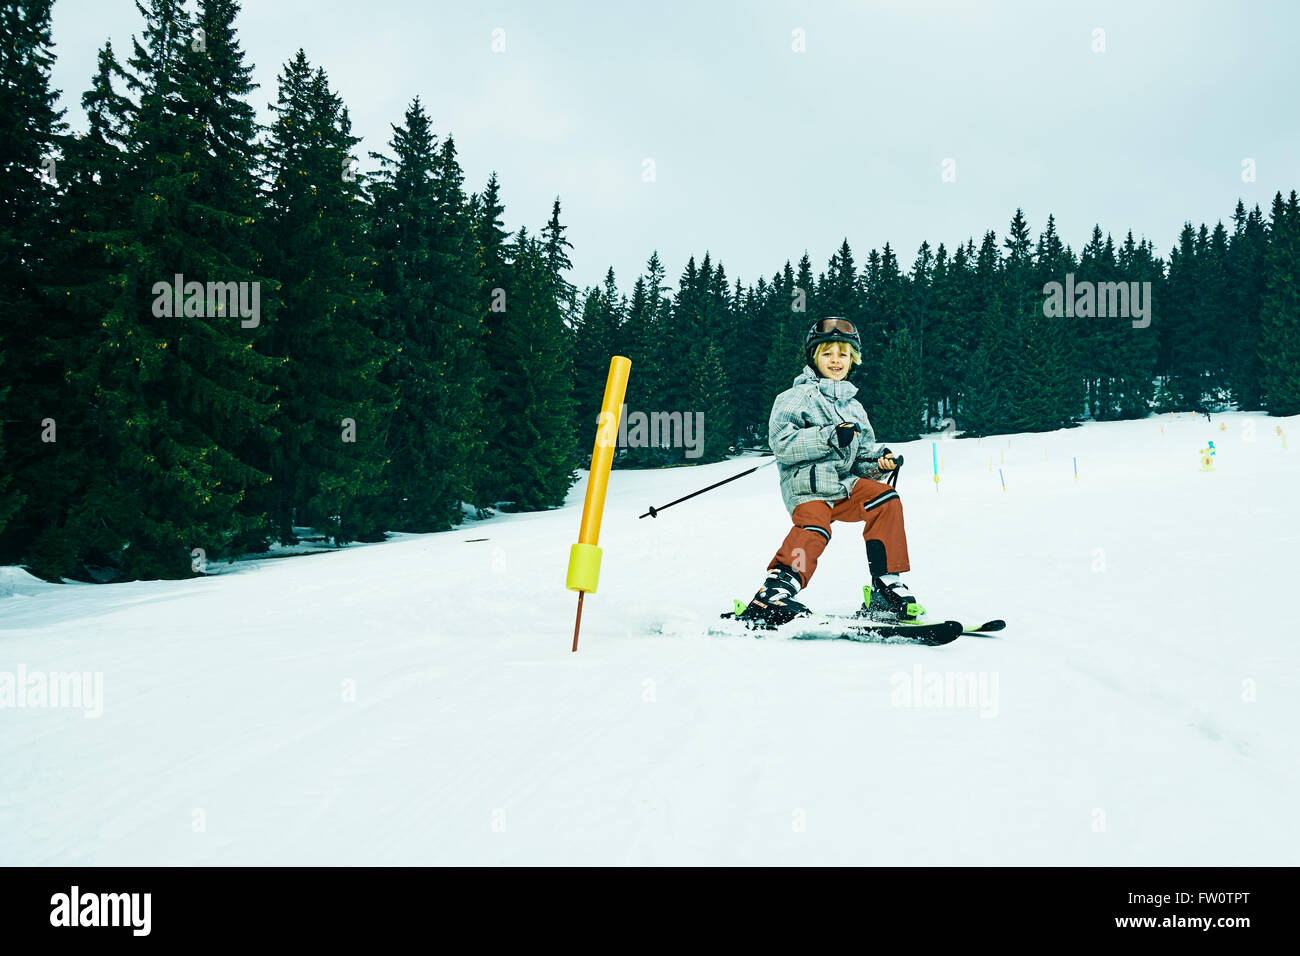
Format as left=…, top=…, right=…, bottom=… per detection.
left=794, top=365, right=858, bottom=402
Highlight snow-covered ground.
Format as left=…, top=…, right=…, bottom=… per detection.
left=2, top=411, right=1297, bottom=865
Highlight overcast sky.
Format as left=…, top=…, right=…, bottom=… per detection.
left=47, top=0, right=1300, bottom=295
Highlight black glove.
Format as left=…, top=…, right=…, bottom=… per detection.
left=875, top=448, right=903, bottom=470
left=835, top=422, right=859, bottom=447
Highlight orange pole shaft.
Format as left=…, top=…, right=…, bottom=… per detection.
left=577, top=357, right=631, bottom=546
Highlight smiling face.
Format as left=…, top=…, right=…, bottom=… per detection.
left=814, top=342, right=853, bottom=381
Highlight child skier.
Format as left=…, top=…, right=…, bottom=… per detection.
left=740, top=317, right=920, bottom=626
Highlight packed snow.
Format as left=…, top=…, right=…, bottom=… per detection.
left=2, top=411, right=1297, bottom=864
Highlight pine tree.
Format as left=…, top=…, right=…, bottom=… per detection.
left=470, top=171, right=513, bottom=505
left=689, top=341, right=733, bottom=462
left=1259, top=191, right=1300, bottom=415
left=729, top=278, right=769, bottom=445
left=541, top=196, right=576, bottom=315
left=1109, top=231, right=1159, bottom=418
left=763, top=261, right=804, bottom=402
left=571, top=267, right=625, bottom=439
left=29, top=0, right=278, bottom=580
left=1035, top=214, right=1084, bottom=425
left=1202, top=221, right=1232, bottom=402
left=602, top=265, right=629, bottom=362
left=1001, top=209, right=1050, bottom=431
left=1161, top=223, right=1203, bottom=407
left=1170, top=224, right=1216, bottom=408
left=870, top=328, right=924, bottom=440
left=631, top=251, right=669, bottom=410
left=926, top=241, right=968, bottom=426
left=821, top=238, right=859, bottom=319
left=368, top=99, right=479, bottom=528
left=653, top=254, right=700, bottom=420
left=1226, top=201, right=1268, bottom=408
left=6, top=40, right=132, bottom=574
left=257, top=51, right=390, bottom=544
left=960, top=231, right=1012, bottom=436
left=904, top=241, right=933, bottom=355
left=493, top=234, right=577, bottom=507
left=0, top=0, right=63, bottom=547
left=794, top=250, right=816, bottom=325
left=690, top=253, right=736, bottom=458
left=431, top=133, right=490, bottom=499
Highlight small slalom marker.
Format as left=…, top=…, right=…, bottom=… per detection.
left=999, top=468, right=1006, bottom=491
left=567, top=355, right=631, bottom=651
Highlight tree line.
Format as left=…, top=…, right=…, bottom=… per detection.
left=578, top=199, right=1299, bottom=465
left=2, top=0, right=1297, bottom=583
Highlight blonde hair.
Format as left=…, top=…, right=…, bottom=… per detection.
left=813, top=340, right=861, bottom=367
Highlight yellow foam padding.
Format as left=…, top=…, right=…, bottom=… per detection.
left=566, top=542, right=603, bottom=593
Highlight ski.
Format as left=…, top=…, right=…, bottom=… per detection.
left=821, top=619, right=963, bottom=646
left=712, top=615, right=963, bottom=646
left=719, top=600, right=1005, bottom=646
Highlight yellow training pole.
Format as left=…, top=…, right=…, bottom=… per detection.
left=567, top=356, right=631, bottom=652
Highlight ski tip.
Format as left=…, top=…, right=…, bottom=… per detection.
left=963, top=619, right=1007, bottom=634
left=842, top=619, right=962, bottom=645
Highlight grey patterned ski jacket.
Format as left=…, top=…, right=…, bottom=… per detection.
left=767, top=366, right=889, bottom=515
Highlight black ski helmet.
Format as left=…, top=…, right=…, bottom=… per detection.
left=804, top=316, right=861, bottom=370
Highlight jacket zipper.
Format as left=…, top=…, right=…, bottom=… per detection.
left=809, top=465, right=817, bottom=492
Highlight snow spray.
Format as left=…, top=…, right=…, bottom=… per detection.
left=567, top=355, right=631, bottom=651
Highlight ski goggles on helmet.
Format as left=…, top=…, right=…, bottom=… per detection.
left=815, top=317, right=856, bottom=335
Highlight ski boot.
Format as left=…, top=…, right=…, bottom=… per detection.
left=854, top=574, right=925, bottom=623
left=736, top=566, right=810, bottom=629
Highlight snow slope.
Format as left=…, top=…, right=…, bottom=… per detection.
left=2, top=411, right=1297, bottom=865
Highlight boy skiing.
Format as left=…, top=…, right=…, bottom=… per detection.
left=739, top=317, right=920, bottom=626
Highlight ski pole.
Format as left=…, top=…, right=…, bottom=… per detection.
left=640, top=453, right=904, bottom=518
left=639, top=458, right=776, bottom=518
